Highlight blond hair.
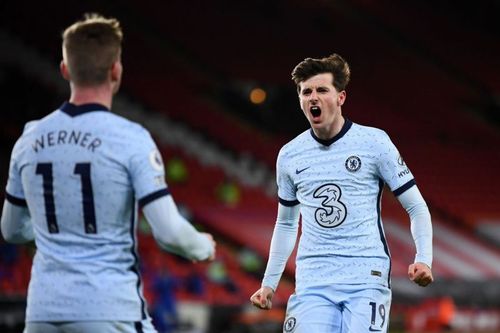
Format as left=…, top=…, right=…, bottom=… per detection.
left=62, top=13, right=123, bottom=86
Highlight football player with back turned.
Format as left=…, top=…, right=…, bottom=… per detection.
left=1, top=13, right=216, bottom=333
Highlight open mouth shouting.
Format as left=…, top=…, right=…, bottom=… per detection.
left=310, top=106, right=322, bottom=119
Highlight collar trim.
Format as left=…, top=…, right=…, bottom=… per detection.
left=310, top=118, right=353, bottom=146
left=60, top=102, right=109, bottom=117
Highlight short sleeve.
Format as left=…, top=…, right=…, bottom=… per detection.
left=5, top=138, right=27, bottom=206
left=376, top=132, right=416, bottom=196
left=128, top=128, right=169, bottom=206
left=276, top=148, right=299, bottom=206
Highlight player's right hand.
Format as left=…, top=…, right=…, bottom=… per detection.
left=202, top=232, right=216, bottom=261
left=250, top=286, right=274, bottom=310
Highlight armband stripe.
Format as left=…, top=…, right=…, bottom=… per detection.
left=393, top=179, right=416, bottom=196
left=5, top=192, right=27, bottom=207
left=279, top=197, right=300, bottom=207
left=139, top=188, right=170, bottom=207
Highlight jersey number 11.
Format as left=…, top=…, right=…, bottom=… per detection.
left=36, top=162, right=97, bottom=234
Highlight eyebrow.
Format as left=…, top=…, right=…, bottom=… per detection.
left=301, top=86, right=329, bottom=93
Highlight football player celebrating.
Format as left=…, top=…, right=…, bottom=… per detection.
left=251, top=54, right=433, bottom=333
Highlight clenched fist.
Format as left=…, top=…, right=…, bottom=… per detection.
left=250, top=286, right=275, bottom=310
left=408, top=262, right=433, bottom=287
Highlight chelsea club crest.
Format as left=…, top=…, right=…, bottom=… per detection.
left=284, top=317, right=296, bottom=332
left=345, top=155, right=361, bottom=172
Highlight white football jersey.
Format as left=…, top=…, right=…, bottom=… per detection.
left=5, top=102, right=168, bottom=321
left=277, top=119, right=415, bottom=290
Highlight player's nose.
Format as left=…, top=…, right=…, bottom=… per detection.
left=309, top=90, right=319, bottom=103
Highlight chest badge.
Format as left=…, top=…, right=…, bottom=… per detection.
left=345, top=155, right=361, bottom=172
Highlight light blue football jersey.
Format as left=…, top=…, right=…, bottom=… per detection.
left=5, top=102, right=169, bottom=321
left=277, top=119, right=415, bottom=291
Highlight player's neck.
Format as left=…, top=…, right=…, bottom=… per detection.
left=313, top=115, right=345, bottom=140
left=69, top=84, right=113, bottom=109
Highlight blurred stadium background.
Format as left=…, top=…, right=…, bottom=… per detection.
left=1, top=1, right=499, bottom=332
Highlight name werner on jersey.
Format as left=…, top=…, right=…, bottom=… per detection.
left=31, top=130, right=102, bottom=153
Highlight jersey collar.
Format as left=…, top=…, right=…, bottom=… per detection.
left=310, top=118, right=353, bottom=146
left=59, top=102, right=110, bottom=117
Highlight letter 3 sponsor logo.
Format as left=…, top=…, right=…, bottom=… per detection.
left=313, top=183, right=347, bottom=228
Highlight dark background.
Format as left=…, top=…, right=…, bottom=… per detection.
left=1, top=1, right=500, bottom=332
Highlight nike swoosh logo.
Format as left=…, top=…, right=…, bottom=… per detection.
left=295, top=167, right=310, bottom=174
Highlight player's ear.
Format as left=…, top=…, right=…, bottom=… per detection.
left=110, top=60, right=122, bottom=82
left=60, top=60, right=70, bottom=81
left=338, top=90, right=346, bottom=106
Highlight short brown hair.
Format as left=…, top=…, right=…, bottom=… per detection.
left=62, top=13, right=123, bottom=86
left=291, top=53, right=351, bottom=92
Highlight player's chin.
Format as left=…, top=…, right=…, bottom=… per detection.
left=309, top=118, right=323, bottom=127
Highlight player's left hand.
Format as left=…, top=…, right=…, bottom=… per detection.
left=191, top=233, right=216, bottom=263
left=408, top=262, right=433, bottom=287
